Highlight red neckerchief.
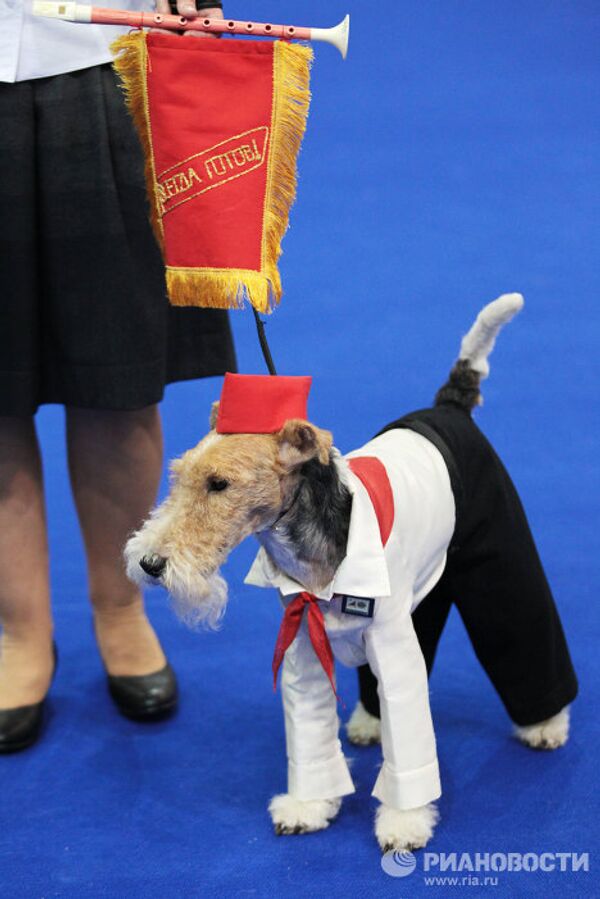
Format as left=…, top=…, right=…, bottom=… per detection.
left=272, top=591, right=339, bottom=700
left=271, top=456, right=394, bottom=701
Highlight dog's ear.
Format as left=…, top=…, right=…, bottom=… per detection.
left=276, top=419, right=333, bottom=469
left=209, top=401, right=219, bottom=430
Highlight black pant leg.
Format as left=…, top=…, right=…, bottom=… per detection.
left=451, top=457, right=578, bottom=727
left=357, top=578, right=453, bottom=718
left=412, top=580, right=454, bottom=675
left=357, top=663, right=380, bottom=718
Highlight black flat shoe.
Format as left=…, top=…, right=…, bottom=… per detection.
left=107, top=662, right=178, bottom=721
left=0, top=643, right=58, bottom=754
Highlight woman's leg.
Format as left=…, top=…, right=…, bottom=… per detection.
left=65, top=405, right=166, bottom=676
left=0, top=417, right=54, bottom=708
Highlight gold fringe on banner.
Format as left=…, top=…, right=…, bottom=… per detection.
left=111, top=33, right=165, bottom=253
left=166, top=267, right=273, bottom=313
left=111, top=34, right=312, bottom=314
left=258, top=41, right=313, bottom=312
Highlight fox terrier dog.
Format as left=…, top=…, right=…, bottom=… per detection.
left=125, top=294, right=577, bottom=852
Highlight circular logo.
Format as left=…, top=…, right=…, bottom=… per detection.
left=381, top=849, right=417, bottom=878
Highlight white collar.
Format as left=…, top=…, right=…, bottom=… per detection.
left=244, top=454, right=391, bottom=601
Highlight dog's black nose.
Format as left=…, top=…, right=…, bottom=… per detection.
left=139, top=554, right=167, bottom=579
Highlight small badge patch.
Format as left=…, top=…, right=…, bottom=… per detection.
left=341, top=596, right=375, bottom=618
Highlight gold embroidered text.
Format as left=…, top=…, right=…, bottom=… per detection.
left=156, top=126, right=269, bottom=217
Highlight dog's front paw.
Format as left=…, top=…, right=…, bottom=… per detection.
left=514, top=706, right=570, bottom=750
left=375, top=802, right=439, bottom=852
left=346, top=701, right=381, bottom=746
left=269, top=794, right=342, bottom=835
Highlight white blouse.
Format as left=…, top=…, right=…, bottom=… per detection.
left=245, top=428, right=456, bottom=810
left=0, top=0, right=154, bottom=83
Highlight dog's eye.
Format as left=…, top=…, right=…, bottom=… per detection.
left=207, top=476, right=229, bottom=493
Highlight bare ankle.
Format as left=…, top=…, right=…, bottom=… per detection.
left=0, top=628, right=54, bottom=708
left=93, top=599, right=166, bottom=677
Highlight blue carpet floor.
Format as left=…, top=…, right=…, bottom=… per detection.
left=2, top=1, right=599, bottom=896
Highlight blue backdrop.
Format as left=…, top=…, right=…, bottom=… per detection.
left=2, top=1, right=599, bottom=896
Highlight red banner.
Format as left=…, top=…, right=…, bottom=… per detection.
left=112, top=32, right=312, bottom=312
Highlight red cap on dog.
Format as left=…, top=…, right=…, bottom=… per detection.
left=216, top=373, right=312, bottom=434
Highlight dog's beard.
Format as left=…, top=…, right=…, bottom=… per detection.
left=124, top=527, right=229, bottom=631
left=164, top=555, right=228, bottom=631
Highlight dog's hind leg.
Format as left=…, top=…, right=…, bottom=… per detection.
left=346, top=699, right=381, bottom=746
left=349, top=581, right=452, bottom=747
left=347, top=664, right=381, bottom=745
left=450, top=471, right=578, bottom=739
left=514, top=706, right=570, bottom=750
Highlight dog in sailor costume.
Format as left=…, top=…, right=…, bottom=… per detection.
left=125, top=294, right=577, bottom=851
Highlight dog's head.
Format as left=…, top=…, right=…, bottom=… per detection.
left=124, top=403, right=332, bottom=628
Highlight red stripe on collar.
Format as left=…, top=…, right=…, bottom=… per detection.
left=347, top=456, right=394, bottom=547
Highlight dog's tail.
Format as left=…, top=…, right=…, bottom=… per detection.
left=435, top=293, right=524, bottom=412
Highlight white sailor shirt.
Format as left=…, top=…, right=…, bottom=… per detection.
left=245, top=427, right=456, bottom=811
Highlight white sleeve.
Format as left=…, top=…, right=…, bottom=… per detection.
left=365, top=589, right=441, bottom=810
left=280, top=616, right=355, bottom=802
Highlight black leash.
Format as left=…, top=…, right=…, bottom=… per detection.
left=252, top=307, right=277, bottom=375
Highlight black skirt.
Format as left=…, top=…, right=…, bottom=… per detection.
left=0, top=63, right=236, bottom=415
